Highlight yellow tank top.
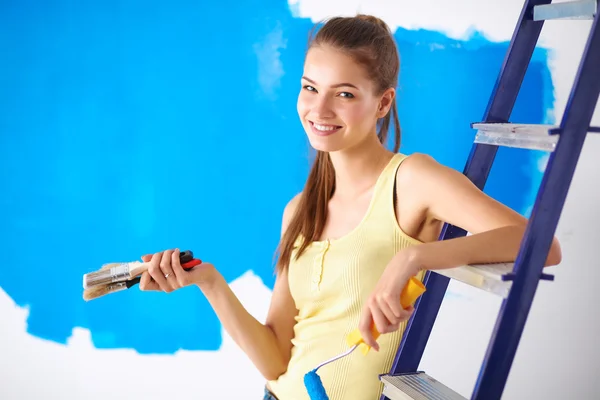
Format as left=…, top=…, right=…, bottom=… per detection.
left=268, top=153, right=425, bottom=400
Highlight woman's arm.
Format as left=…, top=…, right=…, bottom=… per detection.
left=197, top=196, right=300, bottom=381
left=399, top=153, right=561, bottom=269
left=358, top=154, right=562, bottom=348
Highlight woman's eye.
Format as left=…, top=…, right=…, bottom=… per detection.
left=303, top=85, right=316, bottom=92
left=339, top=92, right=354, bottom=98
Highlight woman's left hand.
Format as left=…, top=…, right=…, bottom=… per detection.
left=358, top=250, right=421, bottom=351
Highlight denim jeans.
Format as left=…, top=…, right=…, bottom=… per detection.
left=263, top=387, right=279, bottom=400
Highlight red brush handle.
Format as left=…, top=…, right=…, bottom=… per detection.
left=182, top=258, right=202, bottom=269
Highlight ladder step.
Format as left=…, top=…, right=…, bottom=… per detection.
left=533, top=0, right=597, bottom=21
left=433, top=263, right=515, bottom=298
left=472, top=123, right=600, bottom=151
left=433, top=262, right=554, bottom=298
left=379, top=372, right=466, bottom=400
left=471, top=123, right=558, bottom=151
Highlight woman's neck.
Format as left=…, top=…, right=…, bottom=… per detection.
left=328, top=134, right=394, bottom=200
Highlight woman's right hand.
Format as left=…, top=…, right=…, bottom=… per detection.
left=138, top=248, right=220, bottom=293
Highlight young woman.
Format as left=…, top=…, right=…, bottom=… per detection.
left=138, top=14, right=562, bottom=400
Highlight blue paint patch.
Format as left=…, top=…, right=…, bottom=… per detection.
left=0, top=1, right=552, bottom=353
left=394, top=28, right=553, bottom=217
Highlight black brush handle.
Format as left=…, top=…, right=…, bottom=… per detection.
left=127, top=250, right=196, bottom=288
left=180, top=250, right=194, bottom=264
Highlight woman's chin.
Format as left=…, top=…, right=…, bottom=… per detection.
left=307, top=135, right=345, bottom=153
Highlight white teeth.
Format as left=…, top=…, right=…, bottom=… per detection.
left=313, top=123, right=339, bottom=131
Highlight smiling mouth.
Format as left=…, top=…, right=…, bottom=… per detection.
left=309, top=121, right=342, bottom=136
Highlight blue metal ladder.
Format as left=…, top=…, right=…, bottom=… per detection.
left=379, top=1, right=600, bottom=399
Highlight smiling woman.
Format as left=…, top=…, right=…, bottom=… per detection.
left=135, top=13, right=560, bottom=400
left=295, top=21, right=400, bottom=154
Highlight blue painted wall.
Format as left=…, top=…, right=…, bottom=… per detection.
left=0, top=0, right=552, bottom=353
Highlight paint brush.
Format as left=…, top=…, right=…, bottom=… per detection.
left=82, top=258, right=202, bottom=301
left=82, top=250, right=195, bottom=289
left=303, top=276, right=427, bottom=400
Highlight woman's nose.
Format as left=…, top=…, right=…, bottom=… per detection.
left=312, top=96, right=335, bottom=119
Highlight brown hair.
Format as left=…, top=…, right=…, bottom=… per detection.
left=276, top=14, right=401, bottom=272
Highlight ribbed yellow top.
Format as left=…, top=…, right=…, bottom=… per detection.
left=268, top=153, right=425, bottom=400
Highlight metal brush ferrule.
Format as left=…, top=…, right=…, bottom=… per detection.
left=109, top=264, right=132, bottom=282
left=83, top=263, right=134, bottom=289
left=107, top=281, right=128, bottom=292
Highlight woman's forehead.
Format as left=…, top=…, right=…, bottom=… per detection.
left=303, top=46, right=372, bottom=88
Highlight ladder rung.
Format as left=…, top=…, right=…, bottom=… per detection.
left=434, top=263, right=555, bottom=298
left=433, top=263, right=515, bottom=298
left=472, top=123, right=600, bottom=151
left=533, top=0, right=597, bottom=21
left=379, top=372, right=466, bottom=400
left=472, top=123, right=558, bottom=152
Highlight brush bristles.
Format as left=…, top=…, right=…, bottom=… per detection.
left=83, top=281, right=128, bottom=301
left=83, top=285, right=112, bottom=301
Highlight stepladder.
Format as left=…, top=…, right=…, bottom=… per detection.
left=378, top=1, right=600, bottom=399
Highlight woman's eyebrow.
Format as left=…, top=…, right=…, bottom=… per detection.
left=302, top=76, right=359, bottom=90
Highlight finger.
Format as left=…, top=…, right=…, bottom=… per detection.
left=148, top=252, right=171, bottom=292
left=382, top=291, right=403, bottom=319
left=159, top=249, right=178, bottom=290
left=398, top=305, right=415, bottom=322
left=170, top=249, right=187, bottom=287
left=388, top=322, right=401, bottom=333
left=139, top=271, right=160, bottom=291
left=379, top=301, right=400, bottom=326
left=378, top=297, right=400, bottom=326
left=358, top=305, right=377, bottom=350
left=371, top=300, right=393, bottom=336
left=141, top=254, right=153, bottom=263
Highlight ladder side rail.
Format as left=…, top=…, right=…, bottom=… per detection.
left=463, top=0, right=551, bottom=191
left=384, top=3, right=551, bottom=393
left=472, top=10, right=600, bottom=400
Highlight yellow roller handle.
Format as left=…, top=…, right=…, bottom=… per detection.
left=346, top=276, right=426, bottom=355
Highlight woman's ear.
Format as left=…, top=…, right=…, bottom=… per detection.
left=377, top=88, right=396, bottom=118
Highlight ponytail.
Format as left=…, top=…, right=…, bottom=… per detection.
left=276, top=151, right=334, bottom=272
left=378, top=97, right=401, bottom=153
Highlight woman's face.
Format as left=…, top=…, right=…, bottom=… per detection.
left=297, top=45, right=393, bottom=153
